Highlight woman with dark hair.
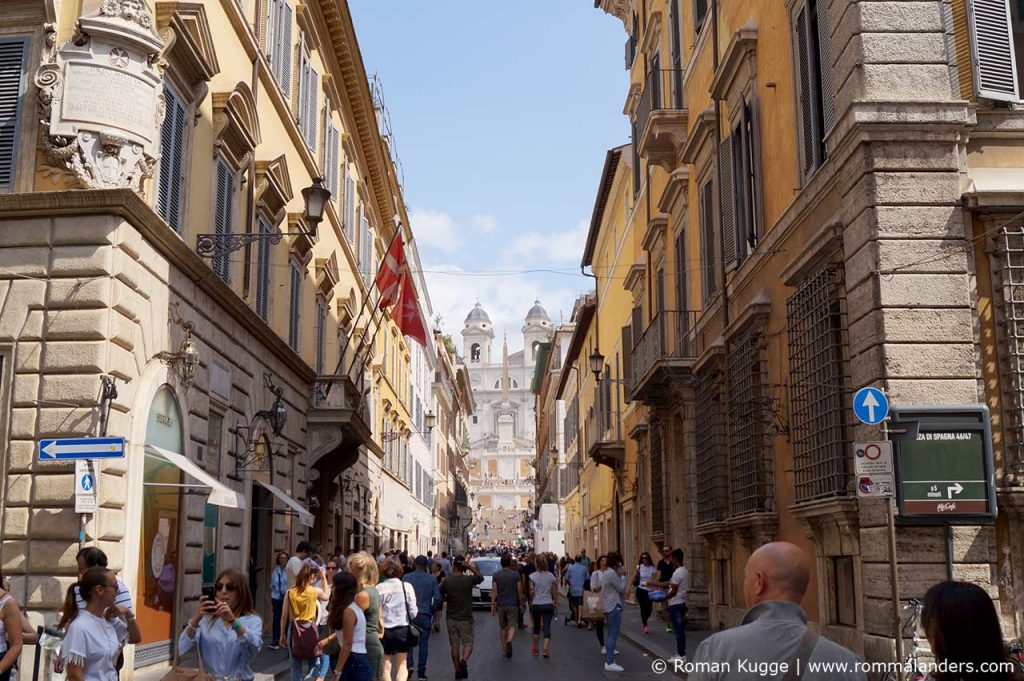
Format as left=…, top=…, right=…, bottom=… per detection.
left=282, top=563, right=330, bottom=681
left=179, top=568, right=262, bottom=680
left=323, top=572, right=372, bottom=681
left=61, top=568, right=142, bottom=681
left=634, top=552, right=657, bottom=634
left=587, top=556, right=612, bottom=653
left=922, top=581, right=1018, bottom=681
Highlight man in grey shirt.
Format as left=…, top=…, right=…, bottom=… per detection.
left=689, top=542, right=866, bottom=681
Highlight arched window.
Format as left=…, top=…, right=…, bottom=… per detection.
left=532, top=340, right=540, bottom=360
left=471, top=343, right=481, bottom=361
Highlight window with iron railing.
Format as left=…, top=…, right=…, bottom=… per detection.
left=635, top=66, right=685, bottom=147
left=992, top=223, right=1024, bottom=479
left=726, top=325, right=774, bottom=516
left=787, top=264, right=851, bottom=502
left=695, top=360, right=729, bottom=525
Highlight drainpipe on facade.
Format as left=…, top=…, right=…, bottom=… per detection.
left=711, top=0, right=730, bottom=331
left=241, top=24, right=262, bottom=299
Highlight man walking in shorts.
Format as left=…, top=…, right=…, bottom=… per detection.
left=441, top=556, right=483, bottom=679
left=490, top=554, right=524, bottom=659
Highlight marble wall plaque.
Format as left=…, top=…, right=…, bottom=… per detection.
left=62, top=61, right=156, bottom=141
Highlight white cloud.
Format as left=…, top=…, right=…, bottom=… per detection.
left=505, top=218, right=589, bottom=266
left=470, top=213, right=498, bottom=234
left=409, top=207, right=460, bottom=253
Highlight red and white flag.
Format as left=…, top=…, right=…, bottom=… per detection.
left=394, top=269, right=428, bottom=347
left=373, top=232, right=405, bottom=310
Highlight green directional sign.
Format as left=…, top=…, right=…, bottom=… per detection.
left=892, top=406, right=997, bottom=522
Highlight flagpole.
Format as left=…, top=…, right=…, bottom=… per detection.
left=322, top=226, right=403, bottom=403
left=340, top=226, right=405, bottom=380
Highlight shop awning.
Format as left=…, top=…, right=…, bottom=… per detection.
left=355, top=518, right=382, bottom=537
left=144, top=445, right=245, bottom=509
left=256, top=480, right=314, bottom=527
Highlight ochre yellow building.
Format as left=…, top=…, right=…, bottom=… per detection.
left=581, top=0, right=1024, bottom=657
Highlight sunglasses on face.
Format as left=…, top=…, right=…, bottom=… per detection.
left=215, top=582, right=238, bottom=592
left=327, top=566, right=338, bottom=571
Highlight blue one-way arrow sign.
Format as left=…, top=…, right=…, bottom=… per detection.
left=38, top=437, right=126, bottom=461
left=853, top=387, right=889, bottom=426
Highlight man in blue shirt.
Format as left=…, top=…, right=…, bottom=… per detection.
left=404, top=555, right=442, bottom=681
left=563, top=557, right=589, bottom=627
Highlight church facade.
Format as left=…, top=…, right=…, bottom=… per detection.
left=462, top=302, right=549, bottom=540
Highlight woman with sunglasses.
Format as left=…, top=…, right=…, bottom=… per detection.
left=179, top=569, right=262, bottom=681
left=61, top=567, right=142, bottom=681
left=634, top=553, right=657, bottom=634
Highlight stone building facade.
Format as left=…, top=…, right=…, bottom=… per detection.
left=588, top=0, right=1024, bottom=658
left=0, top=0, right=431, bottom=675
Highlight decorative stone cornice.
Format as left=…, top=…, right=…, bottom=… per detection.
left=640, top=10, right=662, bottom=56
left=595, top=0, right=630, bottom=28
left=213, top=82, right=260, bottom=170
left=658, top=167, right=690, bottom=216
left=680, top=108, right=716, bottom=165
left=624, top=262, right=646, bottom=294
left=642, top=213, right=670, bottom=253
left=710, top=26, right=758, bottom=101
left=622, top=80, right=641, bottom=117
left=155, top=2, right=221, bottom=86
left=316, top=252, right=340, bottom=298
left=288, top=213, right=316, bottom=265
left=254, top=155, right=294, bottom=225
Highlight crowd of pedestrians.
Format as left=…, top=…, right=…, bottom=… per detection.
left=14, top=541, right=1022, bottom=681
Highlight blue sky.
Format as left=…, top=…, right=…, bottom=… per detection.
left=349, top=1, right=628, bottom=350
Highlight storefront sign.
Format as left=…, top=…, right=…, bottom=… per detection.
left=892, top=406, right=996, bottom=522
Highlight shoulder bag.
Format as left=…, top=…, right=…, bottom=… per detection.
left=401, top=582, right=421, bottom=647
left=161, top=629, right=214, bottom=681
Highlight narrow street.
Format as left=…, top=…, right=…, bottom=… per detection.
left=414, top=611, right=657, bottom=681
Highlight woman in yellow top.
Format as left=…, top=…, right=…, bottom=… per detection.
left=280, top=563, right=329, bottom=681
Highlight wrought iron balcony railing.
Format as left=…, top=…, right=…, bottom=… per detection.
left=628, top=310, right=699, bottom=400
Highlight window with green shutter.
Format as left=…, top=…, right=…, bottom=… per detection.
left=157, top=83, right=188, bottom=233
left=255, top=219, right=271, bottom=322
left=213, top=159, right=235, bottom=283
left=0, top=37, right=28, bottom=194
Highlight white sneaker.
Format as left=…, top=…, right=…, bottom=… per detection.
left=667, top=655, right=688, bottom=664
left=601, top=646, right=606, bottom=654
left=604, top=663, right=624, bottom=672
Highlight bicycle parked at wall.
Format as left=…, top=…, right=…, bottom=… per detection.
left=882, top=599, right=929, bottom=681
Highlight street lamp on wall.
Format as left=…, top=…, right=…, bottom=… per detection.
left=589, top=349, right=605, bottom=380
left=196, top=178, right=331, bottom=258
left=158, top=322, right=200, bottom=389
left=235, top=374, right=288, bottom=473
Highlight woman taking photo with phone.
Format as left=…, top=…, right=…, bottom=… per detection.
left=281, top=563, right=330, bottom=681
left=179, top=569, right=262, bottom=680
left=60, top=567, right=142, bottom=681
left=324, top=572, right=372, bottom=681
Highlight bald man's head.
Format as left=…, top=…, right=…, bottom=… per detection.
left=742, top=542, right=811, bottom=607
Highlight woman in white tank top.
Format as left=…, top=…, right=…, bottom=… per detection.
left=324, top=571, right=372, bottom=681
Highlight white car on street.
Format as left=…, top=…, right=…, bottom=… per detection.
left=470, top=556, right=503, bottom=607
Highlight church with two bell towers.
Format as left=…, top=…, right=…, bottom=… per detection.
left=462, top=301, right=551, bottom=529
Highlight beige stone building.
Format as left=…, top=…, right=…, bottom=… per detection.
left=0, top=0, right=423, bottom=674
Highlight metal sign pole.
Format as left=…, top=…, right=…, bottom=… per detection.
left=882, top=418, right=904, bottom=680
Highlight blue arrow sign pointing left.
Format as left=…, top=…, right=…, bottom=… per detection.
left=38, top=437, right=126, bottom=461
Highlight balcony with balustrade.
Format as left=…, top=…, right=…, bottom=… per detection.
left=635, top=68, right=687, bottom=171
left=628, top=309, right=699, bottom=403
left=584, top=388, right=624, bottom=468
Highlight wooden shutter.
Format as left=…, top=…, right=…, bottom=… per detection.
left=0, top=38, right=27, bottom=193
left=281, top=3, right=293, bottom=97
left=302, top=63, right=319, bottom=151
left=674, top=230, right=687, bottom=312
left=719, top=136, right=735, bottom=268
left=747, top=97, right=764, bottom=250
left=329, top=125, right=339, bottom=197
left=256, top=219, right=270, bottom=321
left=621, top=324, right=634, bottom=396
left=213, top=159, right=234, bottom=283
left=969, top=0, right=1020, bottom=101
left=816, top=0, right=837, bottom=133
left=316, top=299, right=325, bottom=373
left=700, top=179, right=717, bottom=302
left=795, top=7, right=816, bottom=176
left=157, top=84, right=187, bottom=233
